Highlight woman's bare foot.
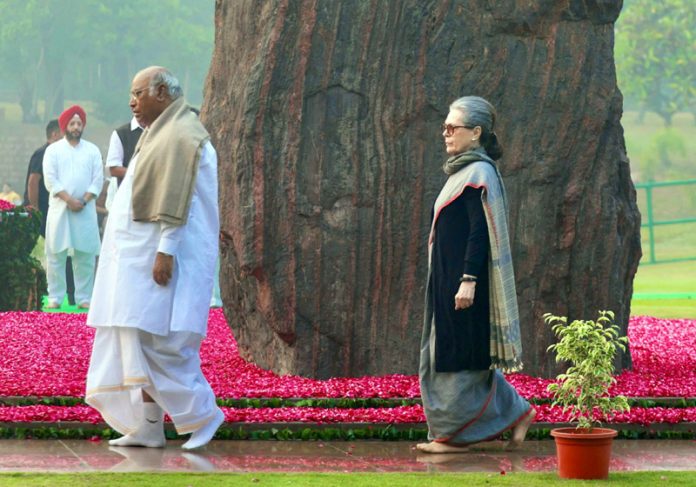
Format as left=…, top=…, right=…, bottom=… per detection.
left=416, top=441, right=469, bottom=454
left=507, top=408, right=537, bottom=450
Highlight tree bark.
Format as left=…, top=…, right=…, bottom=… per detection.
left=203, top=0, right=641, bottom=379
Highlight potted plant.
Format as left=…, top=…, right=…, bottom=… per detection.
left=544, top=310, right=630, bottom=480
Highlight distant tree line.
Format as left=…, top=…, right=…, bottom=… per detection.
left=0, top=0, right=213, bottom=124
left=615, top=0, right=695, bottom=126
left=1, top=1, right=692, bottom=127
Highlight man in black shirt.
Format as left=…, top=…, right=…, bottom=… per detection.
left=24, top=119, right=61, bottom=235
left=24, top=119, right=76, bottom=306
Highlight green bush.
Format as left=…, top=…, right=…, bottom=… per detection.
left=0, top=205, right=46, bottom=311
left=545, top=311, right=631, bottom=430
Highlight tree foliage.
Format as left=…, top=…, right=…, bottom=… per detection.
left=0, top=0, right=213, bottom=123
left=0, top=205, right=46, bottom=311
left=615, top=0, right=695, bottom=125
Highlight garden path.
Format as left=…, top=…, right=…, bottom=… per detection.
left=0, top=439, right=693, bottom=473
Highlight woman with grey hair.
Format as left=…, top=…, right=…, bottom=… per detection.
left=417, top=96, right=535, bottom=453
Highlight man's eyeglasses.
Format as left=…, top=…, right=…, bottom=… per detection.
left=130, top=88, right=148, bottom=100
left=441, top=123, right=475, bottom=136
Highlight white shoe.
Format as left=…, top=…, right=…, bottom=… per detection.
left=108, top=432, right=165, bottom=448
left=109, top=402, right=166, bottom=448
left=181, top=409, right=224, bottom=450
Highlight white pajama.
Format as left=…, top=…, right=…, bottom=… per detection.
left=86, top=327, right=219, bottom=435
left=45, top=249, right=95, bottom=305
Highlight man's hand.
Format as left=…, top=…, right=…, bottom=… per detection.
left=153, top=252, right=174, bottom=286
left=27, top=173, right=41, bottom=208
left=454, top=281, right=476, bottom=310
left=110, top=166, right=127, bottom=179
left=66, top=197, right=85, bottom=212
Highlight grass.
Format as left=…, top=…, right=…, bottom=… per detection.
left=631, top=300, right=696, bottom=319
left=622, top=111, right=696, bottom=182
left=631, top=246, right=696, bottom=319
left=0, top=472, right=694, bottom=486
left=639, top=219, right=696, bottom=264
left=632, top=260, right=696, bottom=294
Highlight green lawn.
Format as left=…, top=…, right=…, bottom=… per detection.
left=0, top=472, right=694, bottom=486
left=622, top=111, right=696, bottom=182
left=625, top=110, right=696, bottom=318
left=631, top=247, right=696, bottom=319
left=633, top=260, right=696, bottom=293
left=631, top=300, right=695, bottom=319
left=640, top=223, right=696, bottom=265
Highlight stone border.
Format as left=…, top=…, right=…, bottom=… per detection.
left=0, top=421, right=693, bottom=441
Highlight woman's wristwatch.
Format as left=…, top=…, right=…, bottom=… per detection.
left=459, top=274, right=477, bottom=283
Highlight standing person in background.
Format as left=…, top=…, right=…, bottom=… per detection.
left=0, top=183, right=22, bottom=205
left=24, top=119, right=61, bottom=235
left=417, top=96, right=535, bottom=453
left=101, top=116, right=144, bottom=234
left=106, top=116, right=143, bottom=187
left=43, top=106, right=103, bottom=309
left=23, top=119, right=78, bottom=306
left=86, top=66, right=222, bottom=450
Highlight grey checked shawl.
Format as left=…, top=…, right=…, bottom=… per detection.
left=429, top=148, right=524, bottom=372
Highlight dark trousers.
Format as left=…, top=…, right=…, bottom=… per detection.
left=66, top=257, right=75, bottom=305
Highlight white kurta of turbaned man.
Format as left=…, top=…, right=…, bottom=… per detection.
left=43, top=138, right=104, bottom=255
left=87, top=141, right=219, bottom=337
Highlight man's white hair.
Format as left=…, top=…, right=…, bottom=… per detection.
left=149, top=69, right=183, bottom=100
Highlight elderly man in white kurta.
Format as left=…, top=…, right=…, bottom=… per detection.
left=85, top=66, right=222, bottom=450
left=43, top=105, right=103, bottom=309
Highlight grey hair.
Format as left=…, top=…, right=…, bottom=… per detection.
left=449, top=96, right=496, bottom=131
left=149, top=69, right=183, bottom=100
left=449, top=95, right=503, bottom=160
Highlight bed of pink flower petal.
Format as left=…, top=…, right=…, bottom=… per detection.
left=0, top=310, right=694, bottom=424
left=1, top=403, right=695, bottom=425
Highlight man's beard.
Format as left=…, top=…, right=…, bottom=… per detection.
left=65, top=129, right=82, bottom=142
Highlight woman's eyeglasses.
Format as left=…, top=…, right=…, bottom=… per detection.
left=441, top=123, right=475, bottom=136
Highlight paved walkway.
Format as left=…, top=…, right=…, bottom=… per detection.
left=0, top=440, right=693, bottom=473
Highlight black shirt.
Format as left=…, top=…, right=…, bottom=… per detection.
left=23, top=143, right=50, bottom=236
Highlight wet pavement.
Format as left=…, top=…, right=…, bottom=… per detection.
left=0, top=439, right=693, bottom=473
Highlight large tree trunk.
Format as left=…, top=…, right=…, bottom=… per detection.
left=203, top=0, right=641, bottom=379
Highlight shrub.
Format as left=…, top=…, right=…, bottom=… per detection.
left=545, top=310, right=631, bottom=430
left=0, top=204, right=46, bottom=311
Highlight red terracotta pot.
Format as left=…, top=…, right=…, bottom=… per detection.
left=550, top=427, right=618, bottom=479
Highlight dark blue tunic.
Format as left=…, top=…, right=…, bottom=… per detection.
left=430, top=187, right=491, bottom=371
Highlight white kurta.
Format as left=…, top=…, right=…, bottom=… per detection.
left=43, top=138, right=103, bottom=255
left=86, top=141, right=219, bottom=337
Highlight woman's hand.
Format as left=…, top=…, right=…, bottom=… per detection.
left=454, top=281, right=476, bottom=310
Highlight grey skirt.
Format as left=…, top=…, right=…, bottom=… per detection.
left=419, top=313, right=531, bottom=445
